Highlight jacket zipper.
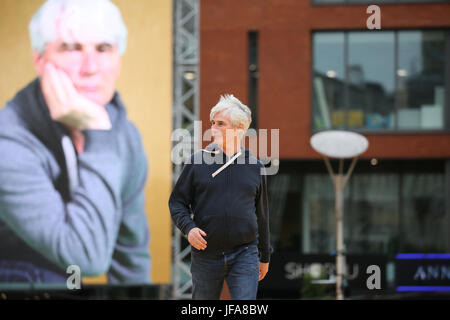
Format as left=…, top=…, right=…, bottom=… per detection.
left=224, top=155, right=229, bottom=253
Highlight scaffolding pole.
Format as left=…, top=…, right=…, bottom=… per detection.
left=172, top=0, right=200, bottom=300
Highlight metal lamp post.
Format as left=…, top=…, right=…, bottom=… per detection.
left=310, top=130, right=369, bottom=300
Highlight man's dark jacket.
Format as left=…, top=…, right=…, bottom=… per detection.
left=169, top=142, right=271, bottom=263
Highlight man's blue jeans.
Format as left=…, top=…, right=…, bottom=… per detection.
left=190, top=244, right=259, bottom=300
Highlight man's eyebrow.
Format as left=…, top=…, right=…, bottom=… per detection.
left=96, top=43, right=116, bottom=51
left=97, top=42, right=113, bottom=46
left=58, top=42, right=114, bottom=47
left=58, top=42, right=82, bottom=49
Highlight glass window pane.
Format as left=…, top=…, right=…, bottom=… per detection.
left=297, top=159, right=448, bottom=256
left=347, top=0, right=396, bottom=3
left=401, top=173, right=447, bottom=252
left=302, top=173, right=351, bottom=253
left=313, top=0, right=347, bottom=4
left=312, top=32, right=345, bottom=130
left=396, top=31, right=445, bottom=130
left=312, top=0, right=448, bottom=4
left=248, top=31, right=259, bottom=130
left=302, top=173, right=400, bottom=255
left=348, top=31, right=396, bottom=130
left=267, top=174, right=301, bottom=253
left=397, top=0, right=449, bottom=3
left=346, top=174, right=399, bottom=255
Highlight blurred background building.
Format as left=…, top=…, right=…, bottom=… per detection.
left=198, top=0, right=450, bottom=299
left=1, top=0, right=449, bottom=299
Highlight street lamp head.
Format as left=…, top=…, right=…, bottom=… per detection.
left=310, top=130, right=369, bottom=159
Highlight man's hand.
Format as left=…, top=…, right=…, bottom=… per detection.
left=188, top=227, right=207, bottom=250
left=41, top=63, right=111, bottom=130
left=259, top=262, right=269, bottom=281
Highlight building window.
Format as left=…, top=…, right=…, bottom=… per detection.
left=267, top=159, right=448, bottom=257
left=312, top=0, right=449, bottom=5
left=312, top=30, right=448, bottom=132
left=302, top=173, right=401, bottom=255
left=397, top=31, right=446, bottom=129
left=348, top=31, right=395, bottom=129
left=248, top=31, right=259, bottom=130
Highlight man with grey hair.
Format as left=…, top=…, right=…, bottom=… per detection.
left=0, top=0, right=151, bottom=284
left=169, top=94, right=271, bottom=300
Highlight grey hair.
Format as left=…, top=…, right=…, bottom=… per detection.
left=210, top=94, right=252, bottom=131
left=29, top=0, right=128, bottom=56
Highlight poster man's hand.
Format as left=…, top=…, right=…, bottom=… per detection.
left=41, top=63, right=111, bottom=130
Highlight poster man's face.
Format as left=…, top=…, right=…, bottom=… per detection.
left=34, top=39, right=121, bottom=106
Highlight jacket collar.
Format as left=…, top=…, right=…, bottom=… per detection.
left=203, top=142, right=250, bottom=160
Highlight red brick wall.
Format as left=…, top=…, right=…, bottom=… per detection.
left=200, top=0, right=450, bottom=159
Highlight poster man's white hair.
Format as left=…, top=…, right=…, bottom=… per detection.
left=29, top=0, right=128, bottom=55
left=210, top=94, right=252, bottom=132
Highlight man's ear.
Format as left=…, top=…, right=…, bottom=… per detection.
left=33, top=51, right=45, bottom=76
